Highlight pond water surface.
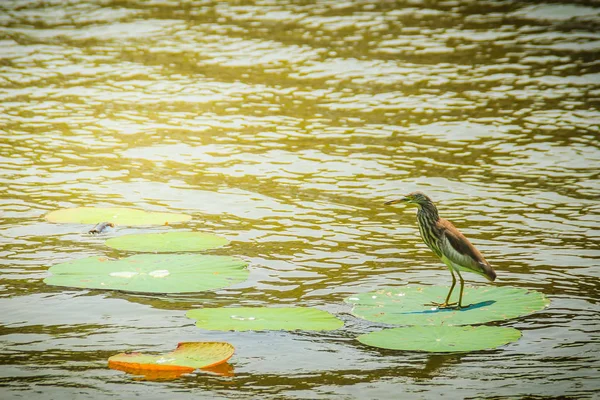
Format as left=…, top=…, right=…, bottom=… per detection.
left=1, top=0, right=599, bottom=399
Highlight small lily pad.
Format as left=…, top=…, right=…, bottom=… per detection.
left=46, top=207, right=191, bottom=226
left=345, top=286, right=549, bottom=326
left=357, top=325, right=521, bottom=352
left=108, top=342, right=235, bottom=374
left=186, top=307, right=344, bottom=331
left=105, top=232, right=229, bottom=252
left=44, top=254, right=248, bottom=293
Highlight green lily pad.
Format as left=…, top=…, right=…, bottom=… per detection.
left=357, top=325, right=521, bottom=352
left=186, top=307, right=344, bottom=331
left=345, top=286, right=549, bottom=326
left=44, top=254, right=248, bottom=294
left=108, top=342, right=235, bottom=373
left=105, top=232, right=229, bottom=252
left=46, top=207, right=191, bottom=226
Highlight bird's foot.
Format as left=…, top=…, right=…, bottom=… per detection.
left=424, top=301, right=457, bottom=309
left=454, top=304, right=471, bottom=310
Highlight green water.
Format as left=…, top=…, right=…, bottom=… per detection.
left=1, top=1, right=599, bottom=399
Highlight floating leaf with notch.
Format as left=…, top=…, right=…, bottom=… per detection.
left=105, top=231, right=228, bottom=252
left=186, top=307, right=344, bottom=331
left=358, top=325, right=521, bottom=352
left=44, top=254, right=248, bottom=294
left=108, top=342, right=234, bottom=376
left=46, top=207, right=191, bottom=226
left=345, top=286, right=549, bottom=326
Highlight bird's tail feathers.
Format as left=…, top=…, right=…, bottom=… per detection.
left=479, top=262, right=496, bottom=282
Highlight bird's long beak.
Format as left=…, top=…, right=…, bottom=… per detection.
left=384, top=197, right=409, bottom=205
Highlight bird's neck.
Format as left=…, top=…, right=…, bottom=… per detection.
left=417, top=202, right=440, bottom=221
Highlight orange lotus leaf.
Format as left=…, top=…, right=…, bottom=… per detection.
left=108, top=342, right=234, bottom=376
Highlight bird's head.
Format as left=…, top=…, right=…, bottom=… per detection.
left=384, top=191, right=432, bottom=207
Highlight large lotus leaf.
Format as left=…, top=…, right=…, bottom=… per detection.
left=105, top=232, right=228, bottom=252
left=46, top=207, right=191, bottom=225
left=345, top=286, right=549, bottom=326
left=186, top=307, right=344, bottom=331
left=108, top=342, right=234, bottom=374
left=357, top=325, right=521, bottom=352
left=44, top=254, right=248, bottom=293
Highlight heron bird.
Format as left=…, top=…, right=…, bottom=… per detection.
left=385, top=191, right=496, bottom=309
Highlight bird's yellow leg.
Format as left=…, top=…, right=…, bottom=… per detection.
left=442, top=268, right=458, bottom=306
left=424, top=265, right=458, bottom=308
left=454, top=269, right=469, bottom=309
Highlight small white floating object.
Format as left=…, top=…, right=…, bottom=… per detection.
left=155, top=357, right=175, bottom=364
left=109, top=271, right=138, bottom=278
left=431, top=307, right=438, bottom=311
left=149, top=270, right=170, bottom=278
left=397, top=293, right=406, bottom=297
left=348, top=297, right=360, bottom=301
left=230, top=315, right=254, bottom=321
left=371, top=295, right=377, bottom=299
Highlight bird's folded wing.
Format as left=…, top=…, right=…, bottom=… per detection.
left=438, top=220, right=493, bottom=279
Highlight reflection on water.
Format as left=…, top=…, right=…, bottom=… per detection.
left=1, top=0, right=599, bottom=398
